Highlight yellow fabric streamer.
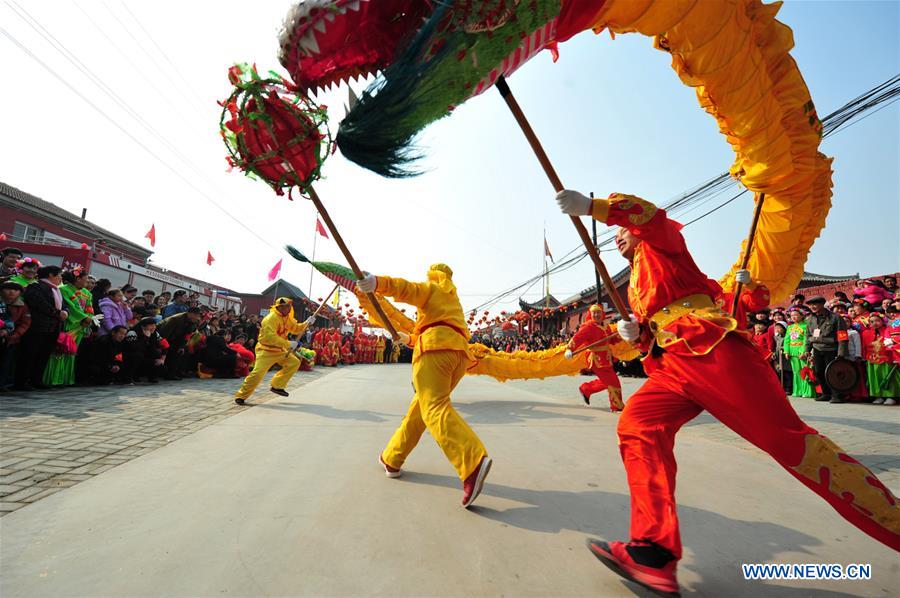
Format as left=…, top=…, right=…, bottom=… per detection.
left=589, top=0, right=833, bottom=304
left=356, top=289, right=640, bottom=381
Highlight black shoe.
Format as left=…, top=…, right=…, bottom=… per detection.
left=148, top=378, right=159, bottom=384
left=270, top=387, right=289, bottom=397
left=13, top=384, right=34, bottom=392
left=234, top=398, right=246, bottom=405
left=814, top=395, right=829, bottom=402
left=829, top=396, right=844, bottom=403
left=580, top=389, right=591, bottom=406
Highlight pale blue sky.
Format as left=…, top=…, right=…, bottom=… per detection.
left=1, top=0, right=897, bottom=317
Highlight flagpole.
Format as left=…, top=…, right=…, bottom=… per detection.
left=308, top=215, right=319, bottom=298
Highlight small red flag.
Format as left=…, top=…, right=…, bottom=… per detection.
left=267, top=258, right=282, bottom=282
left=206, top=251, right=215, bottom=266
left=145, top=224, right=156, bottom=247
left=315, top=217, right=329, bottom=239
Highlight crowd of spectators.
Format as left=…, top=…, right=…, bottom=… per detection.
left=0, top=246, right=410, bottom=393
left=748, top=275, right=898, bottom=405
left=0, top=247, right=290, bottom=391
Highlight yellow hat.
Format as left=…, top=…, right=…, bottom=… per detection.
left=273, top=297, right=293, bottom=307
left=589, top=304, right=605, bottom=314
left=429, top=263, right=453, bottom=278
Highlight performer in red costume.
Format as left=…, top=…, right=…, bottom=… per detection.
left=556, top=190, right=899, bottom=596
left=565, top=304, right=623, bottom=411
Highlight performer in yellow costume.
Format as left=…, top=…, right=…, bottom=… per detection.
left=375, top=335, right=386, bottom=364
left=357, top=264, right=492, bottom=508
left=234, top=297, right=313, bottom=405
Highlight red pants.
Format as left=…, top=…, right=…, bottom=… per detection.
left=618, top=334, right=899, bottom=558
left=580, top=365, right=623, bottom=411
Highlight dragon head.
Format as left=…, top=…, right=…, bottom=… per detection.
left=279, top=0, right=605, bottom=176
left=278, top=0, right=431, bottom=94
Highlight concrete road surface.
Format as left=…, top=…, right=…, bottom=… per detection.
left=1, top=364, right=897, bottom=597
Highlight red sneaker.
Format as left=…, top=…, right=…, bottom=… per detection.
left=379, top=455, right=402, bottom=478
left=587, top=539, right=680, bottom=597
left=461, top=456, right=492, bottom=508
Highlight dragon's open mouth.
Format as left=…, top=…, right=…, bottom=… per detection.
left=278, top=0, right=430, bottom=94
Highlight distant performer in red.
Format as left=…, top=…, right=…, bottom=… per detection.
left=566, top=304, right=623, bottom=412
left=557, top=189, right=899, bottom=596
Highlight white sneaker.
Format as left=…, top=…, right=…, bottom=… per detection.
left=379, top=455, right=402, bottom=478
left=884, top=398, right=897, bottom=406
left=872, top=398, right=885, bottom=404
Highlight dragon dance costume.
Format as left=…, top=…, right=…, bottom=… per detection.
left=567, top=305, right=623, bottom=411
left=234, top=297, right=309, bottom=403
left=583, top=193, right=900, bottom=570
left=371, top=264, right=491, bottom=506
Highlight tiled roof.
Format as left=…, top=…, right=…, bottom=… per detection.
left=0, top=181, right=151, bottom=258
left=519, top=294, right=561, bottom=310
left=801, top=271, right=858, bottom=283
left=259, top=279, right=310, bottom=302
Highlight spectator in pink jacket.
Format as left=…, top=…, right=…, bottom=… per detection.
left=853, top=279, right=895, bottom=306
left=99, top=288, right=132, bottom=336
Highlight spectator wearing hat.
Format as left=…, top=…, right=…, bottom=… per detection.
left=771, top=322, right=791, bottom=394
left=0, top=281, right=30, bottom=390
left=803, top=296, right=848, bottom=403
left=8, top=258, right=41, bottom=288
left=0, top=247, right=24, bottom=279
left=141, top=289, right=156, bottom=305
left=15, top=265, right=68, bottom=390
left=44, top=268, right=94, bottom=387
left=122, top=317, right=167, bottom=384
left=861, top=313, right=899, bottom=405
left=162, top=290, right=189, bottom=319
left=158, top=307, right=202, bottom=380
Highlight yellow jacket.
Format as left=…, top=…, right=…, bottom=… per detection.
left=256, top=307, right=308, bottom=353
left=376, top=269, right=470, bottom=358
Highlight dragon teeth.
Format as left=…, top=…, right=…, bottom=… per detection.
left=298, top=31, right=320, bottom=55
left=345, top=0, right=361, bottom=12
left=314, top=19, right=327, bottom=33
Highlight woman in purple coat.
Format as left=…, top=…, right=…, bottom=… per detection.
left=99, top=288, right=132, bottom=336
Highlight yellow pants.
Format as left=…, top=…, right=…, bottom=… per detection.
left=375, top=350, right=384, bottom=364
left=235, top=350, right=301, bottom=400
left=381, top=350, right=487, bottom=481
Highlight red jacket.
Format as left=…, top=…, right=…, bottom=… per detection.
left=591, top=194, right=738, bottom=356
left=569, top=319, right=616, bottom=368
left=6, top=300, right=31, bottom=345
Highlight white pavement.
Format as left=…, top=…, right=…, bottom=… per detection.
left=1, top=365, right=897, bottom=597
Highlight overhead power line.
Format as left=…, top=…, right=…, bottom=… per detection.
left=467, top=73, right=900, bottom=313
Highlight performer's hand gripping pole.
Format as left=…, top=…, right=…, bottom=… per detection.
left=730, top=192, right=766, bottom=317
left=571, top=333, right=621, bottom=358
left=307, top=187, right=401, bottom=341
left=494, top=76, right=629, bottom=319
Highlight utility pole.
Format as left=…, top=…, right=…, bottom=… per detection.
left=591, top=192, right=602, bottom=304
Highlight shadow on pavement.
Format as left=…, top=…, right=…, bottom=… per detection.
left=255, top=402, right=393, bottom=423
left=454, top=400, right=598, bottom=424
left=800, top=415, right=899, bottom=436
left=399, top=471, right=860, bottom=597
